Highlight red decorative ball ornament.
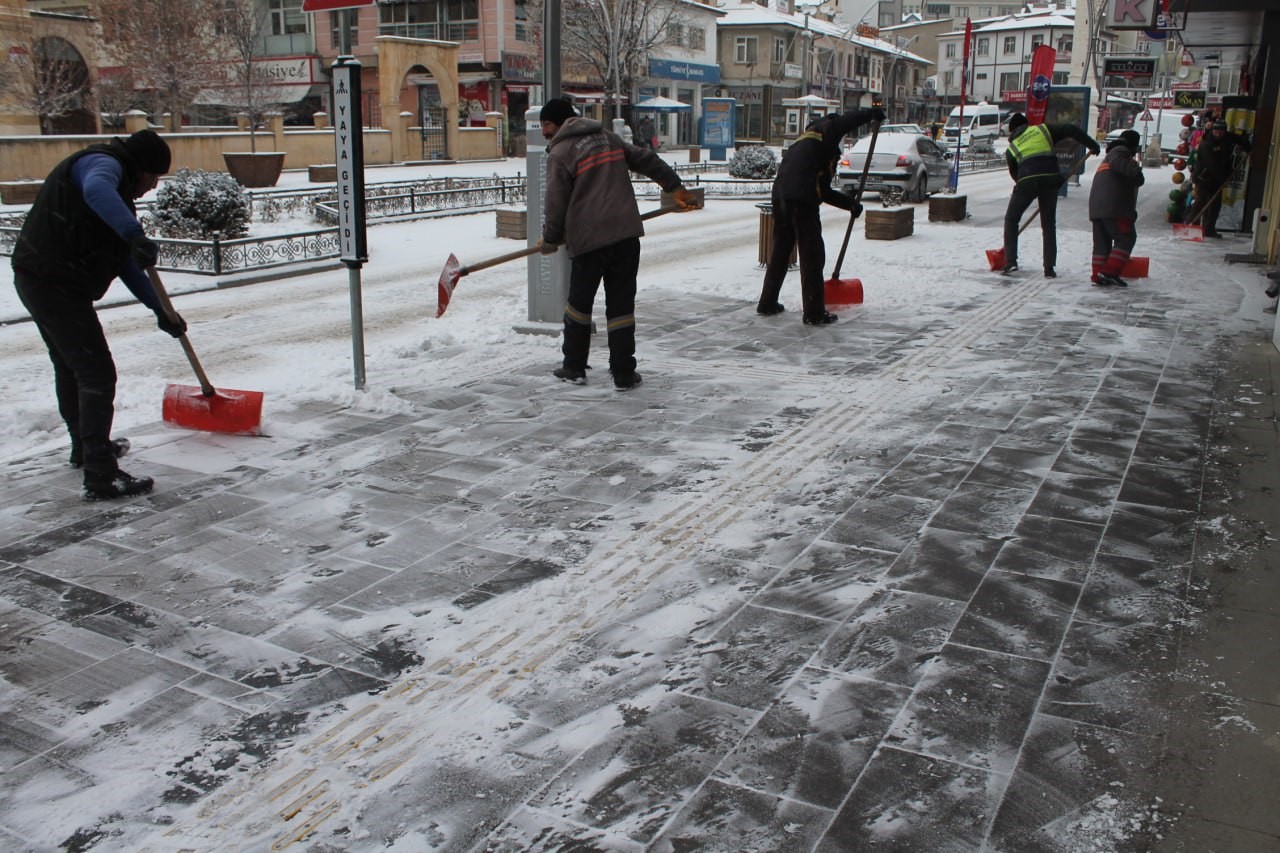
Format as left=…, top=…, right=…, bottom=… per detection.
left=1176, top=143, right=1189, bottom=155
left=1174, top=158, right=1187, bottom=170
left=1181, top=114, right=1195, bottom=127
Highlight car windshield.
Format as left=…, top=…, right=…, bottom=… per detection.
left=846, top=134, right=920, bottom=155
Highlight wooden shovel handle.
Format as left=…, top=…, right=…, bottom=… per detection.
left=832, top=120, right=882, bottom=280
left=146, top=267, right=215, bottom=397
left=461, top=206, right=676, bottom=276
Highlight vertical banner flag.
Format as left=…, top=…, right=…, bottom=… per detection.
left=949, top=17, right=972, bottom=190
left=1025, top=44, right=1056, bottom=125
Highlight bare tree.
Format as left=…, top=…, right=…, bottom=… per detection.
left=9, top=37, right=91, bottom=135
left=550, top=0, right=688, bottom=116
left=217, top=0, right=288, bottom=152
left=94, top=68, right=143, bottom=131
left=97, top=0, right=227, bottom=126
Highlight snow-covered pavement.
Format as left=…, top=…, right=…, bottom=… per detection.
left=1, top=152, right=1278, bottom=851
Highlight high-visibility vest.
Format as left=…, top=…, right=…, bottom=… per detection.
left=1009, top=124, right=1057, bottom=180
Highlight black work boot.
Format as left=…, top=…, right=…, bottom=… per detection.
left=553, top=366, right=587, bottom=384
left=803, top=311, right=838, bottom=326
left=612, top=370, right=643, bottom=391
left=83, top=469, right=154, bottom=502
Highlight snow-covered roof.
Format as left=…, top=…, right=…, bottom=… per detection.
left=717, top=3, right=929, bottom=61
left=976, top=11, right=1075, bottom=32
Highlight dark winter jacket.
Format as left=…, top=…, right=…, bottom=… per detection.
left=1088, top=139, right=1145, bottom=221
left=12, top=139, right=152, bottom=301
left=1006, top=122, right=1099, bottom=182
left=1191, top=129, right=1251, bottom=187
left=771, top=108, right=878, bottom=208
left=543, top=117, right=683, bottom=258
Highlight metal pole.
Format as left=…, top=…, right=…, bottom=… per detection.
left=544, top=0, right=562, bottom=99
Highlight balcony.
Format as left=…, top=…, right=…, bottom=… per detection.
left=378, top=21, right=480, bottom=42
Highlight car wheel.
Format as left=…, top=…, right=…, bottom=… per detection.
left=911, top=173, right=928, bottom=203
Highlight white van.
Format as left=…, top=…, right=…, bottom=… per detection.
left=1130, top=109, right=1196, bottom=153
left=941, top=102, right=1001, bottom=148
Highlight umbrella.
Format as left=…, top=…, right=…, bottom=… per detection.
left=633, top=96, right=691, bottom=112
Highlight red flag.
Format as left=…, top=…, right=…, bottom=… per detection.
left=949, top=18, right=972, bottom=190
left=1025, top=44, right=1056, bottom=125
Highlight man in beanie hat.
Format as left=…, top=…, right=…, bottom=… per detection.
left=12, top=129, right=186, bottom=500
left=1000, top=112, right=1099, bottom=277
left=538, top=97, right=700, bottom=390
left=1188, top=118, right=1251, bottom=238
left=756, top=106, right=884, bottom=325
left=1088, top=129, right=1145, bottom=287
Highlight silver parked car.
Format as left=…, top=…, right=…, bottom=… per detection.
left=836, top=133, right=953, bottom=203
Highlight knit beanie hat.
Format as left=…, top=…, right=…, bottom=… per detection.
left=1119, top=130, right=1141, bottom=150
left=1006, top=113, right=1027, bottom=135
left=539, top=97, right=578, bottom=127
left=122, top=129, right=172, bottom=174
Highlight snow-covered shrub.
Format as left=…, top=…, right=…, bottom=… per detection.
left=729, top=145, right=778, bottom=179
left=152, top=169, right=251, bottom=239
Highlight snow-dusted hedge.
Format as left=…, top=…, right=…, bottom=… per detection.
left=729, top=146, right=778, bottom=180
left=153, top=169, right=251, bottom=239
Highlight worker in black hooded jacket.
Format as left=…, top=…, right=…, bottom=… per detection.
left=12, top=129, right=186, bottom=501
left=756, top=107, right=884, bottom=325
left=1188, top=118, right=1251, bottom=238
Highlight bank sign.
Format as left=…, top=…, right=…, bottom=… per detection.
left=648, top=59, right=720, bottom=85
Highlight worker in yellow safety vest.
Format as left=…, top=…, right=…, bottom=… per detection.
left=1000, top=112, right=1099, bottom=278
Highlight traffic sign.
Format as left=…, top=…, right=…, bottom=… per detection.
left=301, top=0, right=374, bottom=13
left=1139, top=109, right=1154, bottom=121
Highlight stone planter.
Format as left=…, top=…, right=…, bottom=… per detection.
left=222, top=152, right=286, bottom=188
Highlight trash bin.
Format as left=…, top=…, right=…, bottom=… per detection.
left=756, top=203, right=798, bottom=270
left=689, top=145, right=701, bottom=163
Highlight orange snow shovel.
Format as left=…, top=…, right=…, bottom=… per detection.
left=148, top=268, right=264, bottom=435
left=825, top=120, right=882, bottom=306
left=436, top=205, right=684, bottom=317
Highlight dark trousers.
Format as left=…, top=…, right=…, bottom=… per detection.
left=1091, top=217, right=1137, bottom=277
left=758, top=199, right=826, bottom=319
left=14, top=270, right=118, bottom=477
left=562, top=237, right=641, bottom=375
left=1190, top=178, right=1224, bottom=233
left=1003, top=174, right=1061, bottom=271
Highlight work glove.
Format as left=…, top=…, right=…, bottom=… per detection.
left=849, top=199, right=864, bottom=218
left=538, top=239, right=560, bottom=256
left=155, top=308, right=187, bottom=338
left=868, top=107, right=887, bottom=123
left=130, top=234, right=160, bottom=268
left=1088, top=143, right=1101, bottom=156
left=672, top=186, right=700, bottom=210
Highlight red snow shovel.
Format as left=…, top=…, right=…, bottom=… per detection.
left=825, top=120, right=882, bottom=306
left=148, top=268, right=264, bottom=435
left=436, top=205, right=681, bottom=317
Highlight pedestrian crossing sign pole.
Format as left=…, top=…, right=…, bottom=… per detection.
left=332, top=56, right=369, bottom=389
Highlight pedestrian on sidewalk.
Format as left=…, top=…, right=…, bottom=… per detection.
left=1000, top=113, right=1100, bottom=278
left=537, top=97, right=699, bottom=391
left=1088, top=129, right=1145, bottom=288
left=11, top=129, right=187, bottom=501
left=756, top=106, right=885, bottom=325
left=1189, top=118, right=1251, bottom=238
